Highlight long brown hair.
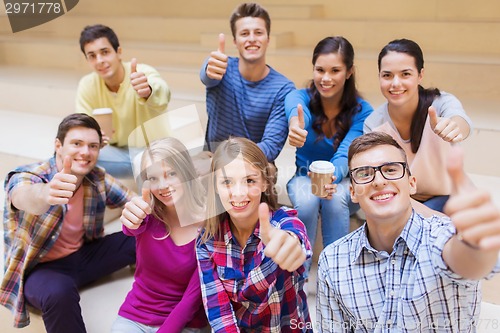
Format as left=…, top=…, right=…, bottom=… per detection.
left=201, top=137, right=278, bottom=243
left=378, top=39, right=441, bottom=153
left=308, top=36, right=361, bottom=150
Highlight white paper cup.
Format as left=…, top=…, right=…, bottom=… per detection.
left=309, top=161, right=335, bottom=197
left=92, top=108, right=113, bottom=138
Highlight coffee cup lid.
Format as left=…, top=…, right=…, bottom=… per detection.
left=92, top=108, right=113, bottom=115
left=309, top=160, right=335, bottom=174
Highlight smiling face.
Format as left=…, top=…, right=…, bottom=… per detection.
left=55, top=127, right=100, bottom=178
left=350, top=144, right=416, bottom=225
left=215, top=155, right=267, bottom=227
left=83, top=37, right=124, bottom=83
left=146, top=161, right=185, bottom=209
left=313, top=52, right=352, bottom=101
left=379, top=51, right=423, bottom=109
left=233, top=17, right=269, bottom=64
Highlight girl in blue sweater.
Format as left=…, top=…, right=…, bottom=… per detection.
left=285, top=36, right=373, bottom=280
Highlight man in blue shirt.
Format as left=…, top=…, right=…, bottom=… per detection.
left=199, top=2, right=295, bottom=163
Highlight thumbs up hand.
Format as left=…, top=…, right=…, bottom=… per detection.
left=47, top=155, right=78, bottom=205
left=444, top=146, right=500, bottom=250
left=288, top=104, right=308, bottom=147
left=121, top=180, right=153, bottom=230
left=206, top=33, right=228, bottom=80
left=259, top=203, right=306, bottom=272
left=428, top=106, right=463, bottom=142
left=130, top=58, right=152, bottom=99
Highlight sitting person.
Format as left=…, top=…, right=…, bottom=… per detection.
left=200, top=3, right=295, bottom=162
left=364, top=38, right=473, bottom=212
left=1, top=113, right=136, bottom=333
left=317, top=132, right=500, bottom=332
left=112, top=137, right=209, bottom=333
left=196, top=137, right=312, bottom=332
left=285, top=36, right=373, bottom=280
left=76, top=24, right=171, bottom=178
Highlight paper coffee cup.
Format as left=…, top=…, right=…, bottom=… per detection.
left=309, top=161, right=335, bottom=197
left=92, top=108, right=113, bottom=138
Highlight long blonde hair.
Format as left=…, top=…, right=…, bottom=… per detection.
left=201, top=137, right=278, bottom=242
left=140, top=137, right=206, bottom=237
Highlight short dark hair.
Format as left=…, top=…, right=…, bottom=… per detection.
left=348, top=132, right=407, bottom=169
left=229, top=3, right=271, bottom=38
left=56, top=113, right=102, bottom=145
left=79, top=24, right=120, bottom=54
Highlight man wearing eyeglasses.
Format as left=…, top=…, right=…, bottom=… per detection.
left=316, top=132, right=500, bottom=332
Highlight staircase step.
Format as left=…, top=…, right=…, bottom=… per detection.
left=4, top=10, right=500, bottom=55
left=0, top=110, right=59, bottom=160
left=72, top=1, right=325, bottom=19
left=266, top=4, right=325, bottom=19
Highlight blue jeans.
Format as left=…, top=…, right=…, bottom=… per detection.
left=287, top=175, right=359, bottom=275
left=98, top=145, right=143, bottom=179
left=24, top=232, right=136, bottom=333
left=421, top=195, right=449, bottom=213
left=111, top=315, right=210, bottom=333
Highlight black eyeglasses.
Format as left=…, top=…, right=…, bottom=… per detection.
left=349, top=162, right=408, bottom=184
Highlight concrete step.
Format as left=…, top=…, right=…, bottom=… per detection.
left=6, top=0, right=498, bottom=22
left=266, top=0, right=500, bottom=21
left=4, top=9, right=500, bottom=54
left=72, top=1, right=325, bottom=19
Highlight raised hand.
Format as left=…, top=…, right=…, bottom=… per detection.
left=323, top=175, right=338, bottom=200
left=47, top=155, right=78, bottom=205
left=259, top=203, right=306, bottom=272
left=120, top=180, right=153, bottom=229
left=206, top=33, right=228, bottom=80
left=306, top=172, right=337, bottom=200
left=130, top=58, right=152, bottom=99
left=287, top=104, right=308, bottom=147
left=444, top=146, right=500, bottom=250
left=428, top=106, right=463, bottom=142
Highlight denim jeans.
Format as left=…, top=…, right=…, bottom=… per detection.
left=98, top=145, right=143, bottom=179
left=110, top=315, right=210, bottom=333
left=421, top=195, right=449, bottom=213
left=24, top=232, right=136, bottom=333
left=287, top=175, right=359, bottom=276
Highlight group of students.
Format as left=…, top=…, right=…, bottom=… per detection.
left=2, top=2, right=500, bottom=333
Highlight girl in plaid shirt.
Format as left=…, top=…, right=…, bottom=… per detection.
left=196, top=137, right=313, bottom=333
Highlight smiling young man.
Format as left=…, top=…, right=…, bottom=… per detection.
left=76, top=24, right=170, bottom=178
left=1, top=114, right=136, bottom=333
left=316, top=132, right=500, bottom=332
left=199, top=2, right=295, bottom=163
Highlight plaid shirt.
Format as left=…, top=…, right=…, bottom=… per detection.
left=196, top=207, right=313, bottom=333
left=1, top=157, right=133, bottom=328
left=317, top=210, right=500, bottom=333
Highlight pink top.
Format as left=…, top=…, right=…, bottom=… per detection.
left=41, top=186, right=84, bottom=262
left=119, top=215, right=207, bottom=333
left=364, top=92, right=473, bottom=202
